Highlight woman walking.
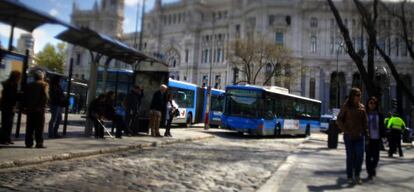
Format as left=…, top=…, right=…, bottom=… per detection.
left=336, top=88, right=368, bottom=184
left=365, top=97, right=385, bottom=180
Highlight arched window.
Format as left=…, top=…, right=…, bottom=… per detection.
left=166, top=49, right=180, bottom=68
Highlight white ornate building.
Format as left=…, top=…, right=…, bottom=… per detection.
left=69, top=0, right=414, bottom=121
left=123, top=0, right=414, bottom=117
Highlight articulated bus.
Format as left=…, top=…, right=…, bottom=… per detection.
left=168, top=79, right=201, bottom=126
left=221, top=85, right=321, bottom=136
left=206, top=89, right=225, bottom=128
left=168, top=79, right=225, bottom=127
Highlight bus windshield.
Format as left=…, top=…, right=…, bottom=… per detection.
left=211, top=95, right=224, bottom=111
left=226, top=89, right=262, bottom=118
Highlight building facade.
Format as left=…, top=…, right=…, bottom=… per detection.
left=67, top=0, right=126, bottom=80
left=126, top=0, right=413, bottom=117
left=68, top=0, right=414, bottom=123
left=16, top=33, right=34, bottom=65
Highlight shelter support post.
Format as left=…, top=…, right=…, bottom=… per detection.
left=63, top=58, right=74, bottom=136
left=8, top=24, right=14, bottom=51
left=15, top=49, right=29, bottom=138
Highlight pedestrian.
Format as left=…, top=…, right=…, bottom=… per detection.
left=88, top=94, right=106, bottom=139
left=336, top=87, right=368, bottom=185
left=387, top=112, right=406, bottom=157
left=365, top=97, right=385, bottom=180
left=165, top=93, right=179, bottom=137
left=23, top=70, right=49, bottom=148
left=149, top=84, right=168, bottom=137
left=0, top=71, right=21, bottom=145
left=123, top=85, right=144, bottom=135
left=103, top=91, right=125, bottom=138
left=48, top=76, right=66, bottom=138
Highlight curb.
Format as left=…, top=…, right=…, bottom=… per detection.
left=0, top=135, right=214, bottom=169
left=256, top=136, right=311, bottom=192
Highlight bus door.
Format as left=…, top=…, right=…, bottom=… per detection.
left=262, top=98, right=277, bottom=135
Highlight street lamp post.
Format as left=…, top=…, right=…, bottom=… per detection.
left=336, top=42, right=343, bottom=108
left=205, top=11, right=216, bottom=130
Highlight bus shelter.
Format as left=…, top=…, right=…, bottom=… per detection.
left=56, top=27, right=169, bottom=135
left=1, top=0, right=168, bottom=137
left=0, top=0, right=74, bottom=137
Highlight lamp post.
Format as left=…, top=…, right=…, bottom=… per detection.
left=205, top=10, right=216, bottom=130
left=336, top=42, right=343, bottom=108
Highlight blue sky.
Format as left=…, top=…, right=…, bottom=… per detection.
left=0, top=0, right=178, bottom=53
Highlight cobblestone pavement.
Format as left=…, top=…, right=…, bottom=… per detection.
left=0, top=131, right=304, bottom=192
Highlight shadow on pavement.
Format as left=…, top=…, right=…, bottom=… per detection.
left=203, top=129, right=306, bottom=140
left=307, top=177, right=354, bottom=191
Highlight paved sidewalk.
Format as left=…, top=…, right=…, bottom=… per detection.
left=271, top=133, right=414, bottom=192
left=0, top=114, right=214, bottom=169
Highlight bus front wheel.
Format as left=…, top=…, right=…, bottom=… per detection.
left=186, top=114, right=192, bottom=128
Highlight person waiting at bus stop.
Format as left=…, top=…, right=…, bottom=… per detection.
left=0, top=71, right=21, bottom=145
left=336, top=87, right=368, bottom=185
left=23, top=70, right=49, bottom=148
left=365, top=97, right=385, bottom=180
left=165, top=93, right=179, bottom=137
left=88, top=94, right=105, bottom=139
left=103, top=91, right=126, bottom=139
left=48, top=75, right=67, bottom=138
left=149, top=84, right=168, bottom=137
left=123, top=85, right=144, bottom=135
left=387, top=113, right=406, bottom=157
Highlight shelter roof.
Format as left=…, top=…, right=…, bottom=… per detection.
left=0, top=0, right=72, bottom=32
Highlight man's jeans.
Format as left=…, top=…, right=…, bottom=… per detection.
left=48, top=105, right=62, bottom=137
left=344, top=134, right=365, bottom=179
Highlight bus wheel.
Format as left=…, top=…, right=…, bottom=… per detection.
left=186, top=114, right=192, bottom=128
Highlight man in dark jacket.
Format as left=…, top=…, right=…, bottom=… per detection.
left=88, top=94, right=106, bottom=139
left=124, top=85, right=144, bottom=135
left=48, top=76, right=66, bottom=138
left=23, top=70, right=49, bottom=148
left=0, top=71, right=21, bottom=144
left=149, top=84, right=167, bottom=137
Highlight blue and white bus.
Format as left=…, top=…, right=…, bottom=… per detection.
left=221, top=85, right=321, bottom=136
left=206, top=89, right=225, bottom=128
left=168, top=79, right=225, bottom=127
left=168, top=79, right=202, bottom=126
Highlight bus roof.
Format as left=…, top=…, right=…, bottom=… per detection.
left=168, top=78, right=198, bottom=88
left=226, top=84, right=321, bottom=103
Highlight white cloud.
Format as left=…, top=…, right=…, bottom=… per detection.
left=32, top=29, right=48, bottom=53
left=49, top=9, right=59, bottom=17
left=125, top=0, right=143, bottom=7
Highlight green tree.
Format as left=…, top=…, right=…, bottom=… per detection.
left=36, top=42, right=67, bottom=73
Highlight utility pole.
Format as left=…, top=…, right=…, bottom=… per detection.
left=205, top=10, right=216, bottom=130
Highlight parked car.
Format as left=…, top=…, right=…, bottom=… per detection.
left=320, top=114, right=334, bottom=133
left=402, top=127, right=414, bottom=143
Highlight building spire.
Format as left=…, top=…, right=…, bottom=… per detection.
left=155, top=0, right=162, bottom=10
left=72, top=0, right=78, bottom=11
left=93, top=0, right=98, bottom=11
